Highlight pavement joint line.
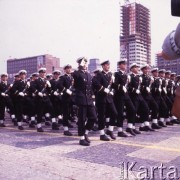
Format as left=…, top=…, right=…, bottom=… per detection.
left=2, top=127, right=180, bottom=153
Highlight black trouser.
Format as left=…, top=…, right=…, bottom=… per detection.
left=50, top=96, right=62, bottom=118
left=153, top=95, right=169, bottom=118
left=130, top=94, right=149, bottom=123
left=14, top=96, right=24, bottom=122
left=36, top=96, right=54, bottom=124
left=3, top=96, right=15, bottom=116
left=77, top=105, right=96, bottom=136
left=62, top=102, right=71, bottom=127
left=0, top=98, right=5, bottom=120
left=114, top=94, right=136, bottom=127
left=163, top=95, right=173, bottom=117
left=143, top=94, right=159, bottom=120
left=24, top=96, right=36, bottom=117
left=96, top=102, right=118, bottom=130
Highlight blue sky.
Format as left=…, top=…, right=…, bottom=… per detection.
left=0, top=0, right=179, bottom=72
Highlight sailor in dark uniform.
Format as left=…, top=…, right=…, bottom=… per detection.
left=11, top=70, right=29, bottom=130
left=140, top=64, right=159, bottom=130
left=93, top=60, right=118, bottom=141
left=31, top=68, right=59, bottom=132
left=113, top=60, right=136, bottom=136
left=0, top=73, right=16, bottom=127
left=56, top=64, right=74, bottom=136
left=128, top=63, right=149, bottom=134
left=27, top=72, right=39, bottom=128
left=165, top=71, right=180, bottom=124
left=151, top=68, right=167, bottom=127
left=159, top=69, right=173, bottom=126
left=49, top=70, right=63, bottom=123
left=72, top=57, right=97, bottom=146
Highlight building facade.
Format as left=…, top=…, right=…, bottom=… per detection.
left=7, top=54, right=60, bottom=82
left=88, top=58, right=101, bottom=74
left=120, top=2, right=151, bottom=70
left=156, top=53, right=180, bottom=75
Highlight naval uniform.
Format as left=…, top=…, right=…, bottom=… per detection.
left=113, top=70, right=136, bottom=128
left=93, top=71, right=118, bottom=130
left=72, top=70, right=96, bottom=136
left=128, top=73, right=149, bottom=123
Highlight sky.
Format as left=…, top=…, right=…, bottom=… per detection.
left=0, top=0, right=179, bottom=72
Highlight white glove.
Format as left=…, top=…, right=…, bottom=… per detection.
left=104, top=88, right=110, bottom=94
left=93, top=101, right=95, bottom=106
left=136, top=89, right=140, bottom=94
left=1, top=93, right=6, bottom=97
left=109, top=91, right=114, bottom=96
left=38, top=92, right=43, bottom=97
left=66, top=89, right=72, bottom=95
left=10, top=84, right=13, bottom=88
left=54, top=91, right=59, bottom=96
left=122, top=86, right=127, bottom=93
left=146, top=87, right=150, bottom=93
left=19, top=92, right=24, bottom=97
left=163, top=87, right=167, bottom=94
left=159, top=88, right=162, bottom=92
left=27, top=81, right=30, bottom=87
left=46, top=81, right=51, bottom=88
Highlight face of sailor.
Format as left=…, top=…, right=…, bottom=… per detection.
left=20, top=73, right=26, bottom=80
left=53, top=73, right=60, bottom=80
left=131, top=66, right=139, bottom=74
left=165, top=74, right=170, bottom=79
left=142, top=67, right=149, bottom=75
left=170, top=75, right=175, bottom=80
left=39, top=72, right=46, bottom=78
left=14, top=76, right=20, bottom=81
left=102, top=63, right=110, bottom=72
left=118, top=63, right=127, bottom=71
left=65, top=68, right=72, bottom=74
left=159, top=72, right=165, bottom=78
left=152, top=71, right=158, bottom=77
left=1, top=75, right=8, bottom=82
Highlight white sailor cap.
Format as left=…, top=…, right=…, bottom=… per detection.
left=151, top=68, right=158, bottom=73
left=52, top=70, right=61, bottom=75
left=14, top=73, right=19, bottom=77
left=18, top=70, right=27, bottom=75
left=63, top=64, right=72, bottom=69
left=171, top=72, right=176, bottom=76
left=38, top=67, right=46, bottom=73
left=100, top=60, right=110, bottom=66
left=117, top=59, right=127, bottom=65
left=1, top=73, right=8, bottom=77
left=165, top=70, right=171, bottom=74
left=140, top=64, right=150, bottom=70
left=31, top=72, right=39, bottom=77
left=158, top=69, right=166, bottom=73
left=129, top=63, right=140, bottom=70
left=46, top=74, right=52, bottom=78
left=76, top=57, right=88, bottom=63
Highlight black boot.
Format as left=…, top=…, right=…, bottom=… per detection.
left=100, top=134, right=110, bottom=141
left=64, top=131, right=73, bottom=136
left=84, top=134, right=91, bottom=143
left=118, top=131, right=128, bottom=137
left=18, top=126, right=24, bottom=130
left=126, top=128, right=136, bottom=136
left=79, top=139, right=90, bottom=146
left=152, top=123, right=161, bottom=129
left=158, top=121, right=167, bottom=127
left=37, top=127, right=44, bottom=132
left=133, top=129, right=141, bottom=134
left=106, top=130, right=116, bottom=140
left=52, top=122, right=59, bottom=130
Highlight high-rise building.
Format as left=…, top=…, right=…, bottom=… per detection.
left=120, top=1, right=151, bottom=70
left=7, top=54, right=60, bottom=82
left=88, top=58, right=101, bottom=74
left=156, top=53, right=180, bottom=74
